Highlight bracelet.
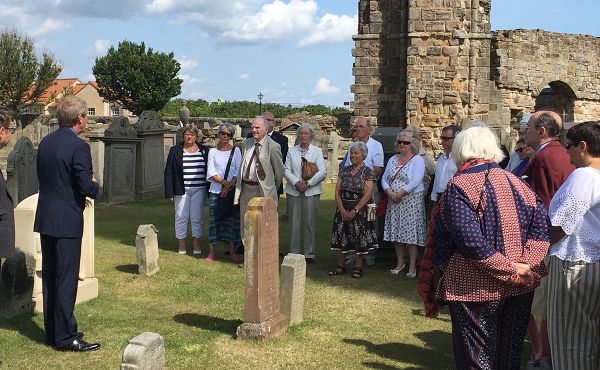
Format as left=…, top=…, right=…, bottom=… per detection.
left=353, top=208, right=359, bottom=213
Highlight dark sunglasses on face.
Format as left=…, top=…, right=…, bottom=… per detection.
left=397, top=140, right=411, bottom=145
left=220, top=131, right=232, bottom=137
left=3, top=127, right=16, bottom=133
left=515, top=147, right=524, bottom=153
left=440, top=136, right=454, bottom=141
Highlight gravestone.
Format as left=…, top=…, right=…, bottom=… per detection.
left=6, top=136, right=38, bottom=207
left=121, top=332, right=165, bottom=370
left=280, top=254, right=306, bottom=326
left=13, top=193, right=98, bottom=312
left=236, top=197, right=288, bottom=341
left=134, top=111, right=169, bottom=199
left=0, top=251, right=35, bottom=318
left=102, top=117, right=140, bottom=203
left=327, top=132, right=340, bottom=183
left=135, top=225, right=160, bottom=276
left=163, top=127, right=178, bottom=165
left=88, top=128, right=106, bottom=198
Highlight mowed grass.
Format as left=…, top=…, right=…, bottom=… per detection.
left=0, top=184, right=461, bottom=369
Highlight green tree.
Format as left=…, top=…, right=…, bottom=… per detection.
left=0, top=29, right=62, bottom=123
left=93, top=40, right=182, bottom=115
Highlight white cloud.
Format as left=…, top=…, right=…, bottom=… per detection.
left=239, top=73, right=250, bottom=80
left=177, top=55, right=199, bottom=70
left=179, top=73, right=206, bottom=84
left=298, top=13, right=357, bottom=47
left=87, top=39, right=111, bottom=57
left=312, top=77, right=339, bottom=95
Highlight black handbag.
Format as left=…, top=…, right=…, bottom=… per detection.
left=216, top=148, right=239, bottom=218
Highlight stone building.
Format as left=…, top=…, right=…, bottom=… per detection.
left=351, top=0, right=600, bottom=151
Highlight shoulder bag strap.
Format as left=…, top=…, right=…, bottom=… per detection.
left=222, top=148, right=236, bottom=181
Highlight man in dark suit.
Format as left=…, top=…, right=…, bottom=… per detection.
left=34, top=96, right=100, bottom=352
left=0, top=110, right=16, bottom=259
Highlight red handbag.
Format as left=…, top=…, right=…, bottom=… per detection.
left=376, top=155, right=415, bottom=216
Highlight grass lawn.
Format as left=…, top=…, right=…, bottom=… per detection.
left=0, top=184, right=531, bottom=369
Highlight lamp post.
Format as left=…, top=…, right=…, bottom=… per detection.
left=258, top=92, right=264, bottom=114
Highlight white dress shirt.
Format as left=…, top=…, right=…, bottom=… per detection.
left=431, top=152, right=457, bottom=201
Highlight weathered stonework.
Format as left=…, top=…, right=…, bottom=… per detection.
left=353, top=0, right=600, bottom=151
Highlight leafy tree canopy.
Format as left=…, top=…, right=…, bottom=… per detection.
left=93, top=40, right=182, bottom=115
left=0, top=29, right=62, bottom=121
left=160, top=99, right=349, bottom=119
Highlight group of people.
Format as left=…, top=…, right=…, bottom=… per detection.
left=163, top=112, right=328, bottom=267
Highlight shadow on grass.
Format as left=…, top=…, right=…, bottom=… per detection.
left=343, top=330, right=454, bottom=369
left=0, top=314, right=46, bottom=344
left=173, top=313, right=242, bottom=338
left=410, top=308, right=451, bottom=323
left=115, top=264, right=139, bottom=274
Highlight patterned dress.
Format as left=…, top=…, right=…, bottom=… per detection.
left=330, top=165, right=378, bottom=254
left=383, top=155, right=426, bottom=246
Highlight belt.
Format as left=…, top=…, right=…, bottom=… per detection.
left=243, top=180, right=259, bottom=186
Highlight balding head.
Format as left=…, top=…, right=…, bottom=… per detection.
left=251, top=116, right=268, bottom=141
left=526, top=110, right=563, bottom=149
left=262, top=111, right=275, bottom=132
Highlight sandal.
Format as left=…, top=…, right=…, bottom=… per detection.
left=328, top=265, right=345, bottom=276
left=351, top=266, right=363, bottom=278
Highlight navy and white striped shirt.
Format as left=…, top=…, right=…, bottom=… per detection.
left=182, top=151, right=208, bottom=188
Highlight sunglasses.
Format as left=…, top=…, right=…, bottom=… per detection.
left=515, top=147, right=524, bottom=153
left=397, top=140, right=411, bottom=145
left=219, top=131, right=233, bottom=137
left=565, top=141, right=578, bottom=149
left=440, top=136, right=454, bottom=141
left=3, top=127, right=16, bottom=133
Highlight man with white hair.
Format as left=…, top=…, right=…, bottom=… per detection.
left=235, top=116, right=284, bottom=238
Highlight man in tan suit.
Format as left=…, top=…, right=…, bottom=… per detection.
left=235, top=116, right=284, bottom=237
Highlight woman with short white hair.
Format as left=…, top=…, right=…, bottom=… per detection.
left=434, top=123, right=550, bottom=369
left=284, top=123, right=326, bottom=263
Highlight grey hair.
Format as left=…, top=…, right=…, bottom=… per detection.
left=296, top=122, right=315, bottom=139
left=57, top=96, right=87, bottom=127
left=253, top=116, right=268, bottom=129
left=348, top=141, right=368, bottom=159
left=398, top=130, right=421, bottom=155
left=451, top=122, right=505, bottom=166
left=218, top=122, right=236, bottom=137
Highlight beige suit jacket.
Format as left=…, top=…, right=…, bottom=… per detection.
left=234, top=136, right=284, bottom=204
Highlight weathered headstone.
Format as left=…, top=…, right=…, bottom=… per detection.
left=135, top=225, right=160, bottom=276
left=280, top=253, right=306, bottom=326
left=102, top=117, right=140, bottom=203
left=327, top=131, right=340, bottom=183
left=13, top=193, right=98, bottom=312
left=121, top=332, right=165, bottom=370
left=236, top=197, right=288, bottom=340
left=134, top=111, right=169, bottom=199
left=0, top=251, right=35, bottom=318
left=6, top=136, right=38, bottom=207
left=88, top=127, right=106, bottom=198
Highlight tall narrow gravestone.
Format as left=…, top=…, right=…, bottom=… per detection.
left=135, top=225, right=160, bottom=276
left=6, top=136, right=38, bottom=207
left=236, top=197, right=288, bottom=341
left=280, top=254, right=306, bottom=326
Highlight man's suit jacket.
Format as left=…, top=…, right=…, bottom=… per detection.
left=34, top=127, right=99, bottom=238
left=234, top=136, right=284, bottom=204
left=524, top=140, right=574, bottom=209
left=0, top=171, right=15, bottom=257
left=284, top=144, right=326, bottom=197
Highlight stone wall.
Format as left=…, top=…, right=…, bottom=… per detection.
left=352, top=0, right=600, bottom=151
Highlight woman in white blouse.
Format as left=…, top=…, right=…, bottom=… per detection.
left=206, top=123, right=242, bottom=263
left=284, top=123, right=326, bottom=263
left=382, top=130, right=426, bottom=277
left=548, top=121, right=600, bottom=369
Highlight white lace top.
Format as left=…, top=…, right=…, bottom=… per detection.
left=549, top=167, right=600, bottom=262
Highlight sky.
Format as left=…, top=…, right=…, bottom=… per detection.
left=0, top=0, right=598, bottom=107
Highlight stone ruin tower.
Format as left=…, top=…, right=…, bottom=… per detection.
left=351, top=0, right=600, bottom=150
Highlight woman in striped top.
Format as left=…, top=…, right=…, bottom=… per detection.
left=164, top=124, right=209, bottom=255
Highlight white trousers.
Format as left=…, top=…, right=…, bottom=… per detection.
left=174, top=187, right=206, bottom=239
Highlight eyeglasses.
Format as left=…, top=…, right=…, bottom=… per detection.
left=515, top=147, right=524, bottom=153
left=565, top=141, right=578, bottom=149
left=219, top=131, right=232, bottom=137
left=354, top=125, right=368, bottom=129
left=3, top=126, right=16, bottom=133
left=397, top=140, right=411, bottom=145
left=440, top=136, right=454, bottom=141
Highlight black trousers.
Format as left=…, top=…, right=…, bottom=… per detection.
left=41, top=234, right=81, bottom=347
